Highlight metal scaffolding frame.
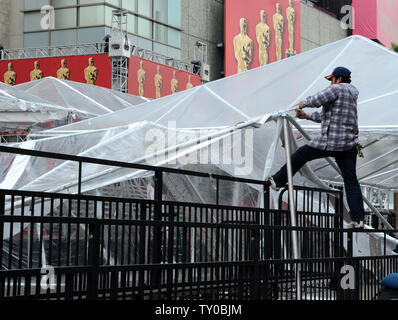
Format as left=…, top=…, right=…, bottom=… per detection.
left=0, top=43, right=106, bottom=60
left=111, top=56, right=129, bottom=93
left=109, top=9, right=130, bottom=93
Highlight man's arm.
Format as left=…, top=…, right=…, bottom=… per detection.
left=303, top=85, right=338, bottom=108
left=306, top=111, right=322, bottom=123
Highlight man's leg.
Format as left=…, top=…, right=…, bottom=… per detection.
left=335, top=148, right=365, bottom=222
left=272, top=145, right=328, bottom=188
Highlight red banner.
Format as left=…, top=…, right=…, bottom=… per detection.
left=225, top=0, right=301, bottom=77
left=353, top=0, right=398, bottom=48
left=128, top=55, right=202, bottom=99
left=0, top=54, right=112, bottom=88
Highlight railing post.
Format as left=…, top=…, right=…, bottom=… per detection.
left=262, top=183, right=273, bottom=299
left=78, top=161, right=82, bottom=195
left=0, top=193, right=4, bottom=271
left=151, top=170, right=163, bottom=287
left=87, top=220, right=100, bottom=300
left=282, top=116, right=301, bottom=300
left=0, top=193, right=3, bottom=298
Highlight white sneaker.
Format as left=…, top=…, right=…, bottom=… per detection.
left=349, top=221, right=364, bottom=229
left=266, top=176, right=280, bottom=191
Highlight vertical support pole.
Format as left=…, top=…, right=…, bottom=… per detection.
left=282, top=116, right=301, bottom=300
left=394, top=192, right=398, bottom=229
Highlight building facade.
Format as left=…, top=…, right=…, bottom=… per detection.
left=3, top=0, right=396, bottom=83
left=0, top=0, right=224, bottom=81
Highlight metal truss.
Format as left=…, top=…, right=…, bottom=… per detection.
left=1, top=43, right=199, bottom=76
left=131, top=46, right=199, bottom=75
left=0, top=134, right=28, bottom=144
left=0, top=43, right=106, bottom=60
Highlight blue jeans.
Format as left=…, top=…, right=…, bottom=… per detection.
left=272, top=145, right=364, bottom=222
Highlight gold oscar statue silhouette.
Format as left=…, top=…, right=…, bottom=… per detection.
left=30, top=61, right=43, bottom=81
left=171, top=71, right=179, bottom=94
left=256, top=10, right=271, bottom=66
left=84, top=57, right=98, bottom=85
left=286, top=0, right=297, bottom=56
left=4, top=62, right=17, bottom=86
left=233, top=18, right=253, bottom=73
left=273, top=3, right=285, bottom=61
left=186, top=75, right=193, bottom=90
left=137, top=61, right=146, bottom=97
left=57, top=59, right=70, bottom=80
left=154, top=66, right=162, bottom=99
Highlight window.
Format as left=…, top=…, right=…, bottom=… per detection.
left=168, top=27, right=180, bottom=47
left=24, top=32, right=49, bottom=47
left=122, top=0, right=136, bottom=12
left=24, top=12, right=43, bottom=32
left=24, top=0, right=50, bottom=10
left=138, top=0, right=152, bottom=18
left=51, top=29, right=77, bottom=46
left=154, top=0, right=181, bottom=28
left=77, top=27, right=107, bottom=44
left=105, top=6, right=114, bottom=26
left=154, top=23, right=181, bottom=47
left=55, top=8, right=77, bottom=29
left=79, top=0, right=105, bottom=4
left=154, top=22, right=167, bottom=44
left=79, top=5, right=105, bottom=26
left=105, top=0, right=120, bottom=6
left=52, top=0, right=77, bottom=7
left=137, top=17, right=151, bottom=38
left=127, top=13, right=137, bottom=34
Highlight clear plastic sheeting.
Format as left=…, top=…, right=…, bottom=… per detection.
left=1, top=36, right=398, bottom=258
left=1, top=77, right=147, bottom=133
left=0, top=81, right=73, bottom=131
left=16, top=77, right=149, bottom=117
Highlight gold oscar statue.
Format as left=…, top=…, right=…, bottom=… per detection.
left=4, top=62, right=17, bottom=86
left=84, top=57, right=98, bottom=85
left=154, top=66, right=162, bottom=99
left=30, top=61, right=43, bottom=81
left=233, top=18, right=253, bottom=73
left=273, top=3, right=285, bottom=61
left=57, top=59, right=70, bottom=80
left=286, top=0, right=297, bottom=55
left=186, top=75, right=193, bottom=90
left=171, top=71, right=179, bottom=94
left=137, top=61, right=146, bottom=97
left=256, top=10, right=271, bottom=66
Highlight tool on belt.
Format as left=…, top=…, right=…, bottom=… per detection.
left=357, top=143, right=364, bottom=158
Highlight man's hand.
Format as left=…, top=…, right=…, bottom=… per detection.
left=299, top=101, right=305, bottom=109
left=295, top=109, right=307, bottom=119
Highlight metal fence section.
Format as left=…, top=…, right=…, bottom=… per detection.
left=0, top=146, right=397, bottom=300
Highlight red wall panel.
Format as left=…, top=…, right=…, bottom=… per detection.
left=225, top=0, right=301, bottom=77
left=0, top=54, right=112, bottom=88
left=128, top=55, right=202, bottom=99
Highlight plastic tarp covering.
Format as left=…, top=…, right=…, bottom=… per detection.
left=15, top=77, right=149, bottom=117
left=1, top=36, right=398, bottom=260
left=0, top=77, right=148, bottom=132
left=0, top=81, right=72, bottom=131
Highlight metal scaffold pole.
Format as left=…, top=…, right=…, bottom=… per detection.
left=282, top=116, right=301, bottom=300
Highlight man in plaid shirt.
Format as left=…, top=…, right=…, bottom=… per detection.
left=268, top=67, right=365, bottom=228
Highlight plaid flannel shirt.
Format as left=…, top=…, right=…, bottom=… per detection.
left=303, top=83, right=359, bottom=151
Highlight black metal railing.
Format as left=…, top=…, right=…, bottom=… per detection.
left=0, top=146, right=397, bottom=300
